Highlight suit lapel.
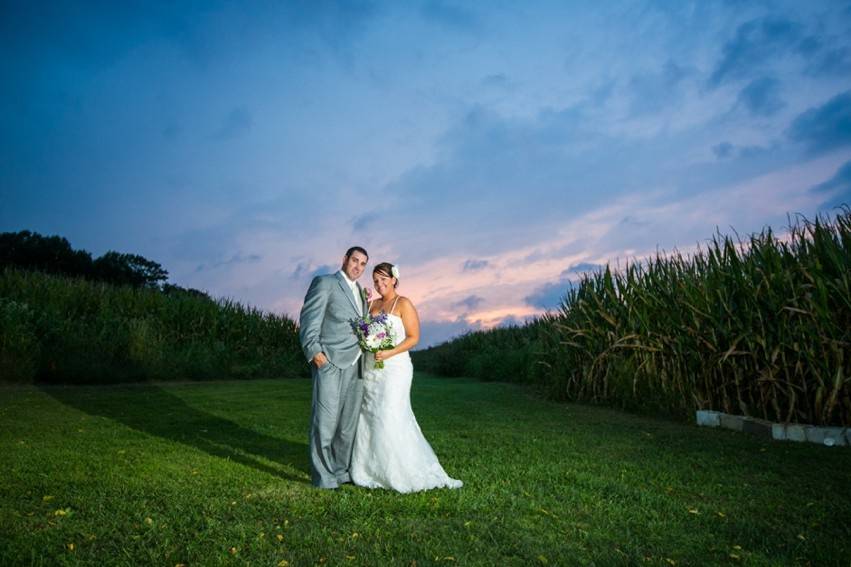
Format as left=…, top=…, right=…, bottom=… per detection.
left=336, top=272, right=360, bottom=314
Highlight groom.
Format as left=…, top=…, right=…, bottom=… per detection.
left=299, top=246, right=369, bottom=489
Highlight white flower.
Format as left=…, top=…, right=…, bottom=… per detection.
left=391, top=265, right=400, bottom=278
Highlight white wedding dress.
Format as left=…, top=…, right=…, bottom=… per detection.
left=351, top=312, right=463, bottom=493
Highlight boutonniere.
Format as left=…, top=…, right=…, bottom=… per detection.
left=361, top=287, right=374, bottom=303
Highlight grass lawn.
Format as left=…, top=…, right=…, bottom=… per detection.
left=1, top=375, right=849, bottom=566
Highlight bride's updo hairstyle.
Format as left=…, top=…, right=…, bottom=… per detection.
left=373, top=262, right=399, bottom=288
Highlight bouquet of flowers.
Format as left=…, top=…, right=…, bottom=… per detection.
left=350, top=311, right=396, bottom=369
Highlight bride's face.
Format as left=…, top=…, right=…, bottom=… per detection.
left=373, top=272, right=396, bottom=297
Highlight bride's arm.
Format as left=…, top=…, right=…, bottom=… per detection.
left=376, top=298, right=419, bottom=360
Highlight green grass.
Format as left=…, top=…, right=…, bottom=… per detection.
left=1, top=375, right=849, bottom=566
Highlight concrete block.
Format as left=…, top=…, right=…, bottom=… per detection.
left=806, top=427, right=850, bottom=447
left=805, top=427, right=827, bottom=445
left=742, top=417, right=772, bottom=438
left=827, top=427, right=849, bottom=446
left=696, top=410, right=721, bottom=427
left=785, top=424, right=809, bottom=442
left=702, top=412, right=849, bottom=447
left=720, top=413, right=744, bottom=431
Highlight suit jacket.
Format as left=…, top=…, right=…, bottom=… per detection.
left=299, top=271, right=368, bottom=368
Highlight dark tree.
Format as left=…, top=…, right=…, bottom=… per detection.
left=2, top=230, right=173, bottom=289
left=93, top=251, right=169, bottom=288
left=0, top=230, right=94, bottom=277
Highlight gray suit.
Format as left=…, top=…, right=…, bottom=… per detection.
left=299, top=271, right=367, bottom=488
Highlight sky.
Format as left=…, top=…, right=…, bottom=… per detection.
left=2, top=1, right=851, bottom=347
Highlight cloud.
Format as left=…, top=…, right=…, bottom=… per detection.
left=797, top=35, right=822, bottom=58
left=522, top=240, right=588, bottom=264
left=376, top=58, right=837, bottom=267
left=737, top=77, right=784, bottom=116
left=291, top=261, right=336, bottom=280
left=798, top=28, right=851, bottom=78
left=805, top=45, right=851, bottom=77
left=481, top=73, right=510, bottom=89
left=378, top=103, right=622, bottom=262
left=523, top=261, right=600, bottom=309
left=277, top=0, right=382, bottom=59
left=811, top=160, right=851, bottom=210
left=628, top=61, right=691, bottom=115
left=588, top=80, right=616, bottom=107
left=617, top=216, right=650, bottom=229
left=708, top=16, right=801, bottom=87
left=497, top=314, right=528, bottom=328
left=523, top=280, right=573, bottom=310
left=462, top=259, right=488, bottom=271
left=708, top=141, right=774, bottom=163
left=162, top=123, right=181, bottom=140
left=563, top=262, right=603, bottom=275
left=453, top=294, right=484, bottom=311
left=352, top=211, right=380, bottom=232
left=712, top=142, right=734, bottom=160
left=213, top=106, right=252, bottom=140
left=312, top=264, right=336, bottom=277
left=417, top=317, right=482, bottom=349
left=421, top=1, right=478, bottom=31
left=195, top=252, right=262, bottom=273
left=787, top=90, right=851, bottom=154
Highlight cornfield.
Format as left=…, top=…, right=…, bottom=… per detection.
left=416, top=207, right=851, bottom=426
left=0, top=269, right=307, bottom=383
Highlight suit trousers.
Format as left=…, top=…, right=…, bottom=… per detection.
left=309, top=359, right=363, bottom=488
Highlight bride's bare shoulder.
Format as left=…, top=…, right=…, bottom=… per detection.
left=398, top=296, right=417, bottom=310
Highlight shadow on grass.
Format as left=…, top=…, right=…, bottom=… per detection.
left=41, top=383, right=310, bottom=484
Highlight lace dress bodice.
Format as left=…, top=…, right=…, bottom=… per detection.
left=364, top=310, right=409, bottom=378
left=351, top=305, right=462, bottom=493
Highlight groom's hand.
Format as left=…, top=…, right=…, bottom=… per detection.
left=312, top=352, right=329, bottom=369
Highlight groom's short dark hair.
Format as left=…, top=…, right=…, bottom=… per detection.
left=345, top=246, right=369, bottom=260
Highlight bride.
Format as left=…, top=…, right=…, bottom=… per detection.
left=350, top=262, right=463, bottom=493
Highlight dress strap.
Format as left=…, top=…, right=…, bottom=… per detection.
left=389, top=295, right=400, bottom=315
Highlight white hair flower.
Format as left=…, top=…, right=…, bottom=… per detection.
left=391, top=265, right=400, bottom=278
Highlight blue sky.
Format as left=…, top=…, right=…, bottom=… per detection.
left=2, top=1, right=851, bottom=347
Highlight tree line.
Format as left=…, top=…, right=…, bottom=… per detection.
left=0, top=230, right=208, bottom=298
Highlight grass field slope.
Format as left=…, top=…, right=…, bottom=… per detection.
left=1, top=376, right=849, bottom=565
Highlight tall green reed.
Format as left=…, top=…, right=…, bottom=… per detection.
left=415, top=207, right=851, bottom=426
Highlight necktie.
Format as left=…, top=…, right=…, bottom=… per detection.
left=351, top=283, right=362, bottom=314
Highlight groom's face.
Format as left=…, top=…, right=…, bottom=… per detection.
left=342, top=251, right=368, bottom=281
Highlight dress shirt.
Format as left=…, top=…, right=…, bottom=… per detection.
left=339, top=270, right=363, bottom=314
left=338, top=270, right=363, bottom=366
